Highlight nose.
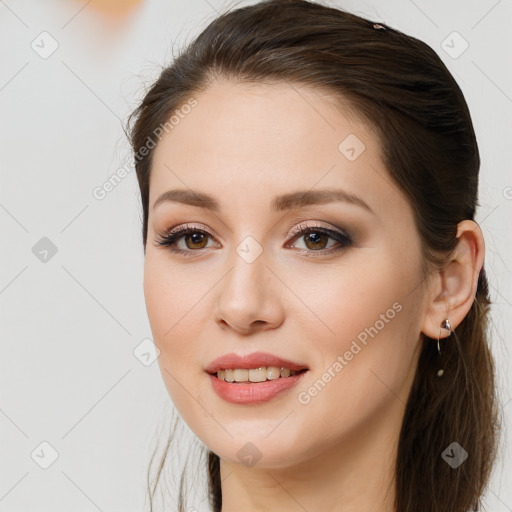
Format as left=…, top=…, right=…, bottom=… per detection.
left=214, top=248, right=285, bottom=335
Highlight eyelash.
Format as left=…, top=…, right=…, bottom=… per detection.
left=154, top=221, right=353, bottom=258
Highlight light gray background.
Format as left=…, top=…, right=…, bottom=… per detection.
left=1, top=0, right=511, bottom=511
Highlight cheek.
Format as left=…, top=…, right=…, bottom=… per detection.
left=291, top=253, right=404, bottom=350
left=290, top=255, right=422, bottom=435
left=294, top=243, right=422, bottom=356
left=143, top=252, right=212, bottom=406
left=143, top=252, right=202, bottom=341
left=143, top=256, right=175, bottom=344
left=295, top=295, right=420, bottom=452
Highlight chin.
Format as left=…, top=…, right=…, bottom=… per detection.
left=202, top=430, right=309, bottom=470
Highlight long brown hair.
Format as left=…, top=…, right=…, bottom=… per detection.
left=126, top=1, right=502, bottom=510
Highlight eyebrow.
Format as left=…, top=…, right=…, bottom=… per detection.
left=152, top=188, right=375, bottom=215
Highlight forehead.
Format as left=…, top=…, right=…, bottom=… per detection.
left=149, top=79, right=407, bottom=219
left=153, top=78, right=373, bottom=162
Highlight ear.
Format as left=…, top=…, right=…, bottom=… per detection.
left=421, top=220, right=485, bottom=340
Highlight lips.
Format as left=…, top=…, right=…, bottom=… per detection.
left=205, top=351, right=309, bottom=374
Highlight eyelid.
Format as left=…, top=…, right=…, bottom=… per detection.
left=162, top=222, right=214, bottom=237
left=287, top=220, right=348, bottom=240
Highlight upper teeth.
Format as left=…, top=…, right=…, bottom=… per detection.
left=217, top=366, right=301, bottom=382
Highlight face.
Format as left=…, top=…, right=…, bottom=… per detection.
left=143, top=78, right=429, bottom=469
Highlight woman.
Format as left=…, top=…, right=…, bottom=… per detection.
left=127, top=1, right=501, bottom=511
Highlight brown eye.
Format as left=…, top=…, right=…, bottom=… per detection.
left=155, top=225, right=218, bottom=256
left=287, top=223, right=353, bottom=256
left=184, top=232, right=209, bottom=249
left=303, top=231, right=329, bottom=250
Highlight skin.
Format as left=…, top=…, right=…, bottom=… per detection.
left=143, top=78, right=485, bottom=512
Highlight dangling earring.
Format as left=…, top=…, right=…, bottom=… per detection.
left=437, top=319, right=452, bottom=377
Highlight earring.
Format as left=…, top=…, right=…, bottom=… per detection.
left=436, top=319, right=452, bottom=377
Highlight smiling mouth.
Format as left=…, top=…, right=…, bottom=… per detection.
left=211, top=367, right=308, bottom=383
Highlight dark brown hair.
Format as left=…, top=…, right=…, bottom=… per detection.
left=126, top=1, right=502, bottom=511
